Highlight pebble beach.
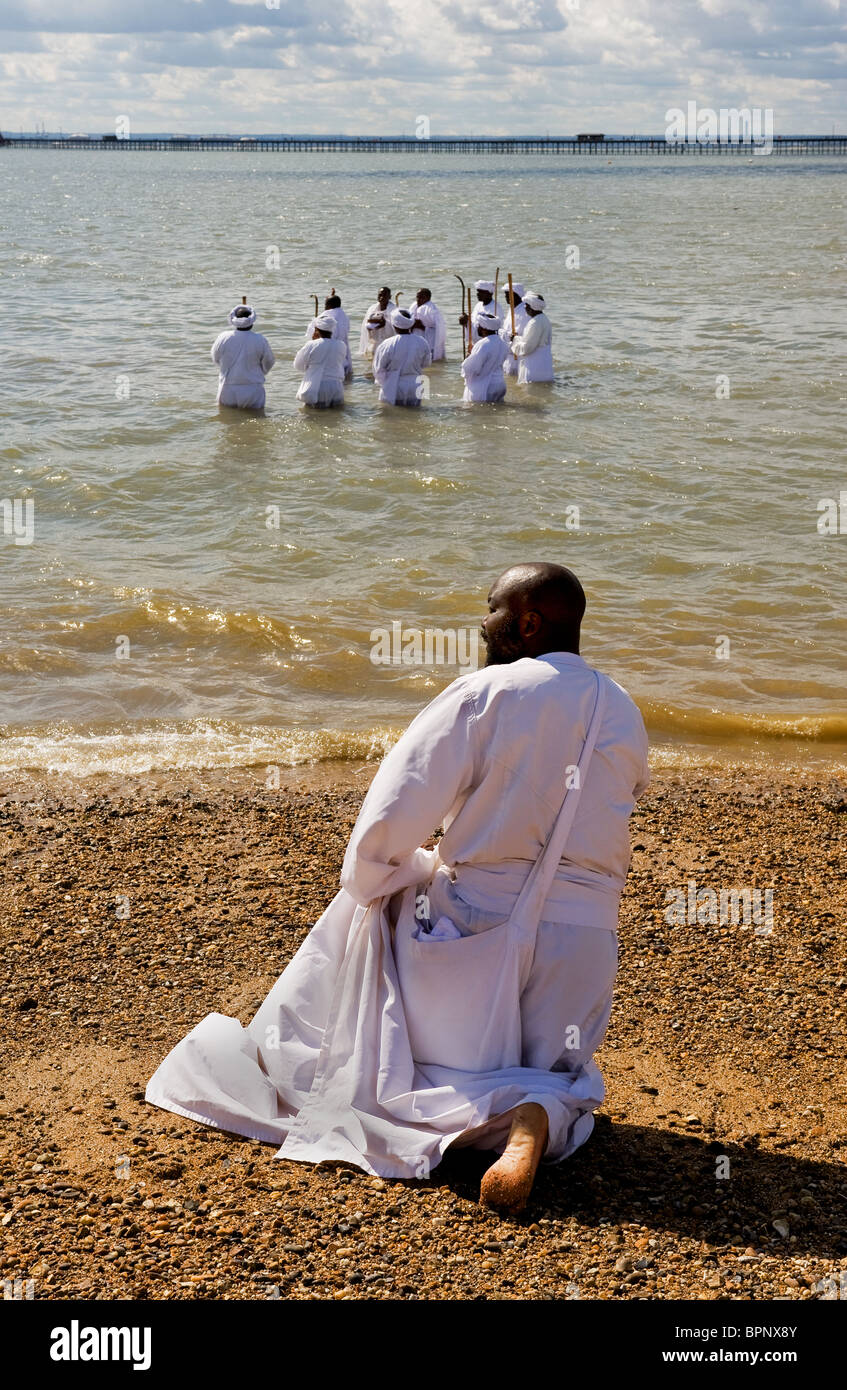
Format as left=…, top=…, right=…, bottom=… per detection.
left=1, top=765, right=845, bottom=1302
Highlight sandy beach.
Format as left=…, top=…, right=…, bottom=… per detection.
left=1, top=763, right=845, bottom=1301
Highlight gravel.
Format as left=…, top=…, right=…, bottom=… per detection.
left=0, top=764, right=845, bottom=1301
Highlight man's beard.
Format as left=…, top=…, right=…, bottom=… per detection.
left=483, top=616, right=525, bottom=666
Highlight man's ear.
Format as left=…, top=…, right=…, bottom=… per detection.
left=521, top=610, right=542, bottom=639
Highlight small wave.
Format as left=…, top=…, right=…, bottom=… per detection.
left=641, top=699, right=847, bottom=746
left=0, top=721, right=401, bottom=777
left=1, top=700, right=846, bottom=779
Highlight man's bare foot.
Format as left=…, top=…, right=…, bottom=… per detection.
left=479, top=1102, right=549, bottom=1215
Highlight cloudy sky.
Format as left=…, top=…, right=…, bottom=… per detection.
left=1, top=0, right=845, bottom=135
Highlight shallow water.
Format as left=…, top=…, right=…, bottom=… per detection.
left=1, top=150, right=845, bottom=774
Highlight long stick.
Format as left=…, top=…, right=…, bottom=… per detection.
left=453, top=273, right=466, bottom=357
left=494, top=266, right=500, bottom=312
left=508, top=273, right=516, bottom=336
left=311, top=294, right=318, bottom=317
left=395, top=291, right=402, bottom=307
left=466, top=287, right=473, bottom=352
left=242, top=296, right=247, bottom=305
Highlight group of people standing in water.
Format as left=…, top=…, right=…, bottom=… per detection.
left=210, top=279, right=554, bottom=411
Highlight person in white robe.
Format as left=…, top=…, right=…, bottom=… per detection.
left=461, top=310, right=509, bottom=402
left=459, top=279, right=502, bottom=348
left=411, top=288, right=447, bottom=361
left=500, top=283, right=529, bottom=378
left=372, top=307, right=433, bottom=407
left=211, top=305, right=275, bottom=409
left=358, top=287, right=395, bottom=360
left=305, top=295, right=352, bottom=380
left=293, top=312, right=346, bottom=408
left=146, top=562, right=649, bottom=1213
left=511, top=291, right=554, bottom=384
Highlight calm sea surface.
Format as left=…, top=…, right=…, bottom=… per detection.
left=1, top=151, right=845, bottom=775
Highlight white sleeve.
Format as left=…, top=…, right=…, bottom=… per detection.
left=261, top=338, right=275, bottom=373
left=513, top=316, right=544, bottom=357
left=461, top=343, right=485, bottom=380
left=633, top=714, right=651, bottom=801
left=211, top=334, right=225, bottom=364
left=293, top=343, right=312, bottom=372
left=340, top=680, right=480, bottom=905
left=372, top=340, right=390, bottom=383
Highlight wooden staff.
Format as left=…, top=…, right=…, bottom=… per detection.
left=494, top=266, right=500, bottom=312
left=466, top=287, right=473, bottom=351
left=311, top=294, right=318, bottom=317
left=453, top=273, right=466, bottom=357
left=395, top=291, right=402, bottom=307
left=508, top=273, right=516, bottom=336
left=242, top=296, right=247, bottom=305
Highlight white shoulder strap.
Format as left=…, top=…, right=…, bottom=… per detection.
left=508, top=671, right=607, bottom=939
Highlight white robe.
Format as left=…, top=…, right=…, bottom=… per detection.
left=414, top=301, right=447, bottom=361
left=146, top=653, right=649, bottom=1178
left=305, top=307, right=352, bottom=379
left=372, top=332, right=433, bottom=406
left=467, top=298, right=501, bottom=348
left=358, top=301, right=396, bottom=359
left=501, top=301, right=530, bottom=377
left=211, top=328, right=275, bottom=409
left=293, top=337, right=347, bottom=407
left=461, top=335, right=510, bottom=402
left=512, top=311, right=554, bottom=383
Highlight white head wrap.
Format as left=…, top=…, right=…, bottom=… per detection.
left=391, top=307, right=416, bottom=330
left=314, top=312, right=336, bottom=335
left=230, top=305, right=256, bottom=329
left=506, top=282, right=526, bottom=299
left=476, top=310, right=501, bottom=333
left=523, top=292, right=546, bottom=312
left=474, top=280, right=495, bottom=294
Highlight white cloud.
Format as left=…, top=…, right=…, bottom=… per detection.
left=0, top=0, right=844, bottom=134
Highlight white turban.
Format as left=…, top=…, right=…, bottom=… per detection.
left=476, top=310, right=501, bottom=333
left=314, top=312, right=336, bottom=335
left=523, top=292, right=546, bottom=311
left=507, top=282, right=526, bottom=299
left=391, top=307, right=416, bottom=330
left=474, top=280, right=495, bottom=294
left=230, top=305, right=256, bottom=329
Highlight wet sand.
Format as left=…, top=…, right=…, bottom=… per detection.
left=1, top=765, right=845, bottom=1301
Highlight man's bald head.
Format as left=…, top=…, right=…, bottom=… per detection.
left=481, top=562, right=585, bottom=665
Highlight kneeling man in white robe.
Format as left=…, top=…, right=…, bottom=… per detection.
left=146, top=562, right=649, bottom=1212
left=461, top=310, right=509, bottom=402
left=211, top=304, right=275, bottom=409
left=372, top=307, right=432, bottom=406
left=293, top=313, right=347, bottom=408
left=511, top=291, right=554, bottom=383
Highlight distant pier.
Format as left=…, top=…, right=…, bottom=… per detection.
left=2, top=134, right=846, bottom=156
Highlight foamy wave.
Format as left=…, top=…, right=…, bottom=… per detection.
left=0, top=722, right=402, bottom=777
